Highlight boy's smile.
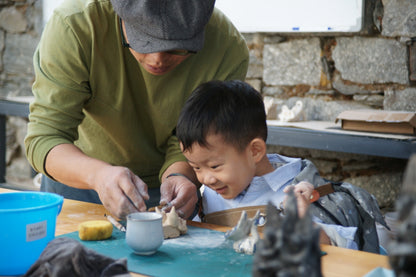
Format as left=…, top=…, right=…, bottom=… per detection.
left=181, top=133, right=257, bottom=199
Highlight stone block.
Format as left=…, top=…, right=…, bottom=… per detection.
left=384, top=88, right=416, bottom=111
left=332, top=73, right=378, bottom=95
left=332, top=37, right=408, bottom=84
left=245, top=78, right=262, bottom=92
left=0, top=6, right=27, bottom=33
left=4, top=33, right=37, bottom=75
left=1, top=32, right=38, bottom=96
left=263, top=38, right=322, bottom=86
left=0, top=29, right=4, bottom=71
left=306, top=89, right=335, bottom=96
left=353, top=94, right=384, bottom=107
left=262, top=86, right=284, bottom=97
left=381, top=0, right=416, bottom=37
left=247, top=49, right=263, bottom=79
left=344, top=173, right=403, bottom=209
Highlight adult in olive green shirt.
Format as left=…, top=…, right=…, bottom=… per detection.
left=25, top=0, right=249, bottom=219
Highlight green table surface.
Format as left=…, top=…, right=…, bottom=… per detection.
left=60, top=225, right=253, bottom=277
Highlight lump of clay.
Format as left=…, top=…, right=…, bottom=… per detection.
left=225, top=210, right=261, bottom=255
left=155, top=206, right=187, bottom=239
left=278, top=100, right=304, bottom=122
left=225, top=210, right=258, bottom=241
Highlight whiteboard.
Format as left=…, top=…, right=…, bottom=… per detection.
left=215, top=0, right=363, bottom=33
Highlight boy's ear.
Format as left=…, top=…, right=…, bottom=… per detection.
left=249, top=138, right=267, bottom=163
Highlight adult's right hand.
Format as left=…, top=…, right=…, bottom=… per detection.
left=92, top=165, right=149, bottom=219
left=44, top=144, right=149, bottom=219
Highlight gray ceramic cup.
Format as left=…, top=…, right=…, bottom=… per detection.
left=126, top=212, right=163, bottom=255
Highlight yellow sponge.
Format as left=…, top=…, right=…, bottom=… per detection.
left=78, top=220, right=113, bottom=241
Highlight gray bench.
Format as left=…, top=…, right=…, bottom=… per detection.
left=267, top=124, right=416, bottom=159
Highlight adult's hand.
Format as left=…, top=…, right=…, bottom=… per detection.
left=159, top=161, right=199, bottom=219
left=92, top=165, right=149, bottom=219
left=45, top=144, right=149, bottom=219
left=159, top=175, right=198, bottom=219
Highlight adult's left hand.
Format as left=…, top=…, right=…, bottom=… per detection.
left=159, top=175, right=198, bottom=219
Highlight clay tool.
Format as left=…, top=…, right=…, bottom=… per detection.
left=105, top=214, right=126, bottom=232
left=148, top=202, right=172, bottom=212
left=310, top=183, right=335, bottom=203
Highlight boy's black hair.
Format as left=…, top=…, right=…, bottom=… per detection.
left=176, top=80, right=267, bottom=152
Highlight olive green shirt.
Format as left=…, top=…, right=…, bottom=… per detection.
left=25, top=0, right=249, bottom=188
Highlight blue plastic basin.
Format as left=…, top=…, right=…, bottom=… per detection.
left=0, top=191, right=63, bottom=275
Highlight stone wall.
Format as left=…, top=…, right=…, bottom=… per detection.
left=244, top=0, right=415, bottom=115
left=1, top=0, right=414, bottom=210
left=241, top=0, right=415, bottom=211
left=0, top=0, right=42, bottom=188
left=0, top=0, right=42, bottom=98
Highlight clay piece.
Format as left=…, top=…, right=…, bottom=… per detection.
left=388, top=154, right=416, bottom=277
left=263, top=96, right=278, bottom=119
left=278, top=100, right=304, bottom=122
left=155, top=206, right=187, bottom=239
left=225, top=210, right=261, bottom=255
left=252, top=190, right=323, bottom=277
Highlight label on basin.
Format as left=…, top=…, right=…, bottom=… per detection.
left=26, top=220, right=47, bottom=241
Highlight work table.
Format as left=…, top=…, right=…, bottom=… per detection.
left=0, top=188, right=392, bottom=277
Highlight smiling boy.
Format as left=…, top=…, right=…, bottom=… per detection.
left=176, top=80, right=388, bottom=253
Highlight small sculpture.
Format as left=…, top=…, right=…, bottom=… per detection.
left=225, top=210, right=261, bottom=255
left=263, top=96, right=278, bottom=119
left=155, top=206, right=187, bottom=239
left=278, top=100, right=304, bottom=122
left=252, top=190, right=323, bottom=277
left=388, top=154, right=416, bottom=276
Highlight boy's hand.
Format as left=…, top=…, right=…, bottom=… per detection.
left=283, top=182, right=332, bottom=245
left=283, top=181, right=314, bottom=217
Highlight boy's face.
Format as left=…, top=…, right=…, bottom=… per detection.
left=181, top=134, right=256, bottom=199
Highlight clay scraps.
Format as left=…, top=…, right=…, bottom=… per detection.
left=224, top=210, right=262, bottom=255
left=155, top=206, right=187, bottom=239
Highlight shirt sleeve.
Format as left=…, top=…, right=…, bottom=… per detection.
left=158, top=134, right=188, bottom=180
left=25, top=13, right=91, bottom=175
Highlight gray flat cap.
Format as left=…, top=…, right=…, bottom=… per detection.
left=111, top=0, right=216, bottom=53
